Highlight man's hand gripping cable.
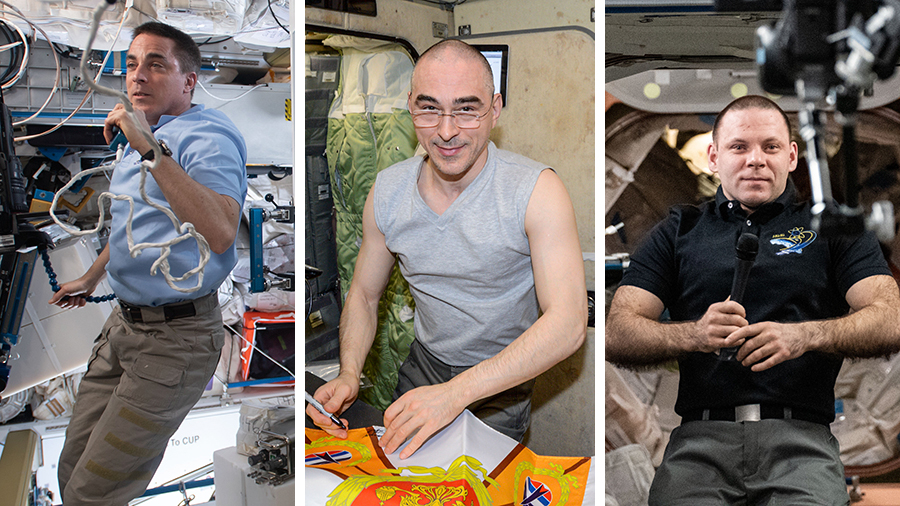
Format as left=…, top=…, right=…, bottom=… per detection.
left=47, top=0, right=210, bottom=293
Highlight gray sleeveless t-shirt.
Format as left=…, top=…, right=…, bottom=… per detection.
left=373, top=142, right=547, bottom=366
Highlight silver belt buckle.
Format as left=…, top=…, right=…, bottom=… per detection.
left=735, top=403, right=761, bottom=422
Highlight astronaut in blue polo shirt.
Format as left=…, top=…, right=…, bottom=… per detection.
left=607, top=95, right=900, bottom=505
left=48, top=22, right=246, bottom=506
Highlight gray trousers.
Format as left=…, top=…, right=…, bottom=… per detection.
left=393, top=339, right=535, bottom=441
left=649, top=419, right=849, bottom=506
left=58, top=294, right=223, bottom=506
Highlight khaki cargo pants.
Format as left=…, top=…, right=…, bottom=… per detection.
left=58, top=294, right=223, bottom=506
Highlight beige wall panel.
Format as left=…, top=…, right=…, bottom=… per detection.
left=463, top=29, right=595, bottom=287
left=455, top=0, right=594, bottom=34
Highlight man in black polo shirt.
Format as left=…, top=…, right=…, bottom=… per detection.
left=606, top=95, right=900, bottom=505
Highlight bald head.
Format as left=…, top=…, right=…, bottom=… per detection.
left=412, top=39, right=494, bottom=97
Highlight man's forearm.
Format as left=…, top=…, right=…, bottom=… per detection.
left=336, top=287, right=381, bottom=380
left=606, top=307, right=697, bottom=367
left=449, top=305, right=587, bottom=407
left=85, top=243, right=111, bottom=285
left=606, top=285, right=702, bottom=367
left=802, top=277, right=900, bottom=358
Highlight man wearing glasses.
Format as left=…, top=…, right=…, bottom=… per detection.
left=307, top=39, right=587, bottom=459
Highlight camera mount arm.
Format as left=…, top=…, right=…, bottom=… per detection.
left=751, top=0, right=898, bottom=240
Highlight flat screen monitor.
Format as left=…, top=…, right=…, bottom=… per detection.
left=473, top=44, right=509, bottom=107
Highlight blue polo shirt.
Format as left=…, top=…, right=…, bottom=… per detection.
left=106, top=104, right=247, bottom=306
left=621, top=179, right=890, bottom=422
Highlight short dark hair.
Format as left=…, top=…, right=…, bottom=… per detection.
left=713, top=95, right=792, bottom=144
left=414, top=39, right=494, bottom=96
left=132, top=22, right=201, bottom=76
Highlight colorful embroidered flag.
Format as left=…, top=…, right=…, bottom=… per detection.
left=305, top=410, right=595, bottom=505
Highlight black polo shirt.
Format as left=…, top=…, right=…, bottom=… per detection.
left=621, top=180, right=890, bottom=422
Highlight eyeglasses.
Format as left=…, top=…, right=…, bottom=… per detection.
left=410, top=104, right=494, bottom=129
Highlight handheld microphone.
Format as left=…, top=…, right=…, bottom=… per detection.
left=718, top=232, right=759, bottom=361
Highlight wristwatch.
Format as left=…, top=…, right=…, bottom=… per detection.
left=141, top=139, right=172, bottom=162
